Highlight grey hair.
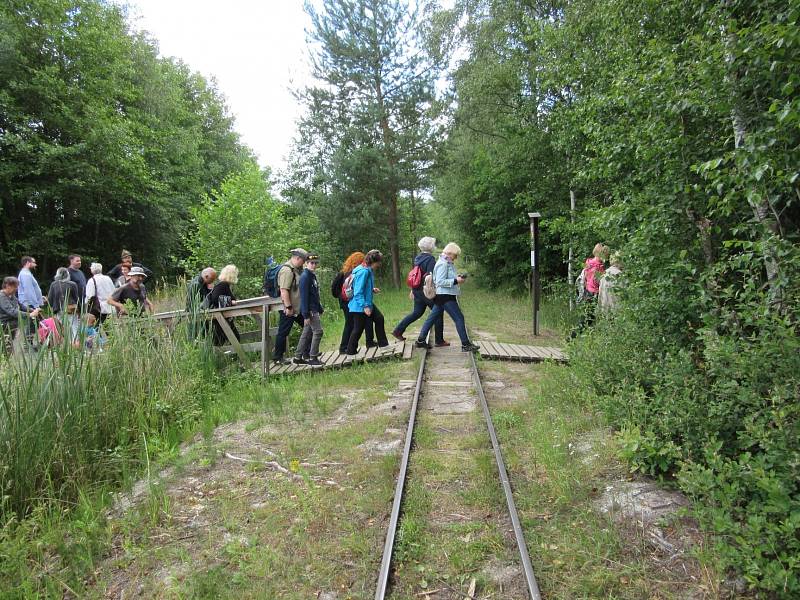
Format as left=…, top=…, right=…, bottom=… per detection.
left=201, top=267, right=216, bottom=278
left=2, top=276, right=19, bottom=288
left=54, top=267, right=70, bottom=282
left=417, top=236, right=436, bottom=253
left=90, top=262, right=103, bottom=275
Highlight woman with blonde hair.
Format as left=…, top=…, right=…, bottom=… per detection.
left=208, top=264, right=239, bottom=344
left=416, top=242, right=479, bottom=352
left=392, top=236, right=446, bottom=346
left=331, top=251, right=375, bottom=353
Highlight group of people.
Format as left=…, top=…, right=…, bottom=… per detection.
left=1, top=250, right=154, bottom=354
left=261, top=238, right=479, bottom=366
left=3, top=238, right=481, bottom=361
left=575, top=242, right=623, bottom=332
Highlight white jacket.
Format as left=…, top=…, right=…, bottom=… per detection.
left=86, top=274, right=116, bottom=314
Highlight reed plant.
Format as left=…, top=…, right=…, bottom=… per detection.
left=0, top=314, right=216, bottom=522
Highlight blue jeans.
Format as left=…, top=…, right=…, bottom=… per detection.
left=274, top=312, right=305, bottom=359
left=395, top=296, right=444, bottom=343
left=418, top=298, right=470, bottom=346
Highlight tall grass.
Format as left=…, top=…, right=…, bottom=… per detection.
left=0, top=316, right=215, bottom=521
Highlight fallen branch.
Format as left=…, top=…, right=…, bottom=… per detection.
left=224, top=452, right=303, bottom=481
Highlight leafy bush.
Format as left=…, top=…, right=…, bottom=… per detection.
left=186, top=162, right=305, bottom=297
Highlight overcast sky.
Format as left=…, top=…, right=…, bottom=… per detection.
left=125, top=0, right=314, bottom=172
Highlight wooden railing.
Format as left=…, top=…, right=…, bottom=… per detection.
left=152, top=295, right=285, bottom=376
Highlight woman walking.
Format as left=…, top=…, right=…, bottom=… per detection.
left=392, top=236, right=446, bottom=346
left=345, top=249, right=388, bottom=355
left=331, top=252, right=375, bottom=354
left=208, top=264, right=240, bottom=345
left=415, top=243, right=479, bottom=352
left=85, top=263, right=116, bottom=325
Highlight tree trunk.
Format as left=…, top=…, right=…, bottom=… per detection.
left=722, top=9, right=783, bottom=309
left=374, top=67, right=402, bottom=288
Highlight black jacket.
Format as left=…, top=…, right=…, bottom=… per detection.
left=48, top=280, right=79, bottom=315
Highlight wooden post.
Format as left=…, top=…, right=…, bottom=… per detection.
left=568, top=189, right=576, bottom=311
left=261, top=305, right=269, bottom=378
left=528, top=212, right=541, bottom=336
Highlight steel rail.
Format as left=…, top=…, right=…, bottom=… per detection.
left=469, top=351, right=542, bottom=600
left=374, top=342, right=428, bottom=600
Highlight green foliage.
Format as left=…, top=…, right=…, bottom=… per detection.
left=0, top=318, right=217, bottom=523
left=0, top=0, right=251, bottom=277
left=434, top=0, right=800, bottom=593
left=187, top=162, right=301, bottom=297
left=285, top=0, right=444, bottom=285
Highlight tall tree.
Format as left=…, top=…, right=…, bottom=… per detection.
left=289, top=0, right=441, bottom=285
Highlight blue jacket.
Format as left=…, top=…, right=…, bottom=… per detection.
left=433, top=256, right=461, bottom=296
left=411, top=252, right=436, bottom=302
left=347, top=264, right=374, bottom=313
left=299, top=269, right=323, bottom=318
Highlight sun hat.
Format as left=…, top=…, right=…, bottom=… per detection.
left=129, top=266, right=147, bottom=278
left=290, top=248, right=309, bottom=260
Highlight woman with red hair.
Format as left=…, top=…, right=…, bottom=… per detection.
left=331, top=251, right=375, bottom=354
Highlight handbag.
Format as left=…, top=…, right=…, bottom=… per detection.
left=86, top=276, right=102, bottom=318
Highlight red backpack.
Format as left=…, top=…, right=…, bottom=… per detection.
left=406, top=265, right=424, bottom=289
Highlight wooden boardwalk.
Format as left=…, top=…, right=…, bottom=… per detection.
left=476, top=341, right=567, bottom=363
left=270, top=340, right=414, bottom=375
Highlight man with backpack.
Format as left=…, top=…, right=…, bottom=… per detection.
left=267, top=248, right=308, bottom=365
left=391, top=236, right=446, bottom=346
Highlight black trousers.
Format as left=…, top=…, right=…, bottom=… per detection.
left=339, top=301, right=374, bottom=352
left=274, top=312, right=305, bottom=359
left=346, top=306, right=388, bottom=354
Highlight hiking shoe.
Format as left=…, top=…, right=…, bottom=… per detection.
left=293, top=356, right=307, bottom=365
left=306, top=357, right=323, bottom=367
left=415, top=340, right=432, bottom=349
left=434, top=340, right=451, bottom=347
left=391, top=330, right=406, bottom=342
left=461, top=343, right=480, bottom=353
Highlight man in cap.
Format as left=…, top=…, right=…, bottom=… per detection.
left=108, top=266, right=153, bottom=316
left=272, top=248, right=308, bottom=364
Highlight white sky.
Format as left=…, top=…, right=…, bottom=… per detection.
left=125, top=0, right=314, bottom=172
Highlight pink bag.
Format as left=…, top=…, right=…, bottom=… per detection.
left=38, top=318, right=64, bottom=346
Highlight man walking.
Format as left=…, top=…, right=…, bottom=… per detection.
left=272, top=248, right=308, bottom=365
left=67, top=254, right=87, bottom=308
left=17, top=256, right=46, bottom=311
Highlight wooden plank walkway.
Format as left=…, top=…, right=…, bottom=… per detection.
left=476, top=341, right=567, bottom=363
left=269, top=341, right=411, bottom=375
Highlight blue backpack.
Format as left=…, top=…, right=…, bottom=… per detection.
left=263, top=263, right=291, bottom=298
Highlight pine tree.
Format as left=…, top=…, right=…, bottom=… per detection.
left=292, top=0, right=440, bottom=285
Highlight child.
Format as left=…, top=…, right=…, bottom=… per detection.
left=294, top=254, right=324, bottom=366
left=74, top=313, right=105, bottom=351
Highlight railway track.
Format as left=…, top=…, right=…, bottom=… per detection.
left=375, top=338, right=542, bottom=600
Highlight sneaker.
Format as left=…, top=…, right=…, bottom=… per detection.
left=293, top=356, right=307, bottom=365
left=434, top=340, right=451, bottom=347
left=415, top=340, right=432, bottom=349
left=391, top=330, right=406, bottom=342
left=273, top=357, right=291, bottom=365
left=461, top=343, right=480, bottom=353
left=306, top=357, right=323, bottom=367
